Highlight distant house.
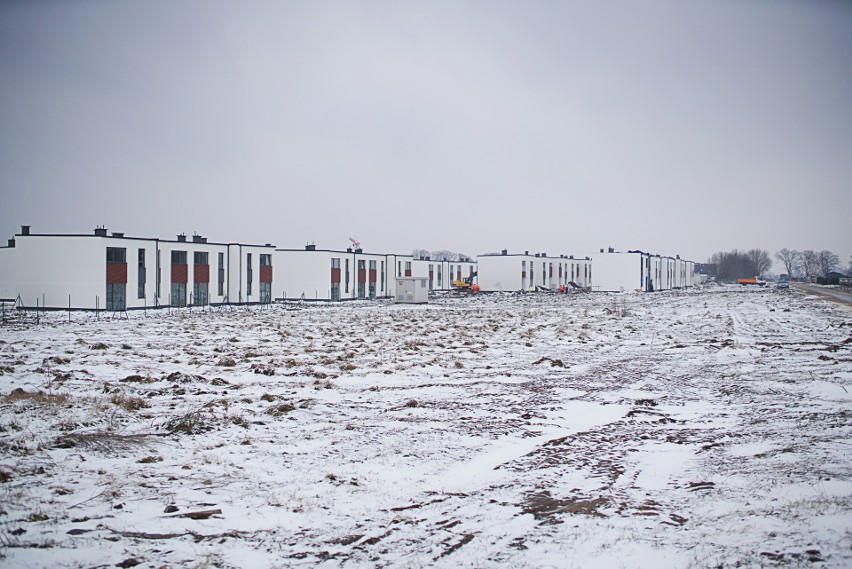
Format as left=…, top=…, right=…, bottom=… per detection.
left=818, top=271, right=845, bottom=285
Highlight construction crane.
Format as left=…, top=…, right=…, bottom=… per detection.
left=348, top=236, right=361, bottom=250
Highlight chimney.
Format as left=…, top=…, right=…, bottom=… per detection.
left=305, top=244, right=316, bottom=251
left=346, top=247, right=352, bottom=252
left=524, top=250, right=529, bottom=256
left=542, top=252, right=547, bottom=257
left=94, top=226, right=107, bottom=237
left=569, top=255, right=574, bottom=259
left=20, top=225, right=30, bottom=236
left=202, top=238, right=208, bottom=244
left=177, top=233, right=186, bottom=242
left=355, top=248, right=363, bottom=254
left=501, top=249, right=508, bottom=256
left=112, top=232, right=124, bottom=238
left=7, top=238, right=15, bottom=248
left=192, top=234, right=203, bottom=243
left=600, top=248, right=605, bottom=253
left=608, top=247, right=615, bottom=253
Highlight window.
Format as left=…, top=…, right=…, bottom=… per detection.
left=171, top=250, right=187, bottom=264
left=193, top=281, right=208, bottom=306
left=331, top=258, right=340, bottom=269
left=106, top=247, right=126, bottom=263
left=331, top=283, right=340, bottom=301
left=369, top=260, right=376, bottom=270
left=218, top=252, right=224, bottom=296
left=437, top=264, right=442, bottom=287
left=137, top=249, right=146, bottom=299
left=358, top=259, right=366, bottom=270
left=246, top=253, right=253, bottom=296
left=260, top=254, right=271, bottom=266
left=194, top=251, right=208, bottom=265
left=106, top=283, right=125, bottom=311
left=171, top=282, right=187, bottom=307
left=380, top=261, right=385, bottom=292
left=259, top=282, right=271, bottom=304
left=345, top=259, right=350, bottom=293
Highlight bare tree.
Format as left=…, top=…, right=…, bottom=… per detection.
left=816, top=250, right=840, bottom=278
left=775, top=248, right=799, bottom=278
left=746, top=249, right=772, bottom=276
left=411, top=249, right=430, bottom=260
left=708, top=249, right=759, bottom=282
left=799, top=250, right=818, bottom=279
left=430, top=250, right=458, bottom=261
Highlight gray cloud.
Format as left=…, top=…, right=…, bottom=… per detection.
left=2, top=0, right=850, bottom=267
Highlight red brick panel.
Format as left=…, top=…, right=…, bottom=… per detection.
left=358, top=269, right=366, bottom=283
left=429, top=271, right=433, bottom=279
left=405, top=270, right=412, bottom=277
left=369, top=269, right=377, bottom=283
left=171, top=263, right=188, bottom=283
left=194, top=264, right=210, bottom=283
left=106, top=262, right=127, bottom=284
left=260, top=266, right=272, bottom=283
left=331, top=268, right=341, bottom=284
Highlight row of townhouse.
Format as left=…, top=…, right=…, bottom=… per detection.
left=0, top=225, right=697, bottom=310
left=0, top=226, right=275, bottom=310
left=477, top=250, right=593, bottom=292
left=0, top=226, right=481, bottom=310
left=589, top=249, right=697, bottom=292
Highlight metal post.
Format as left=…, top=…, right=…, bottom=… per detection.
left=68, top=295, right=71, bottom=323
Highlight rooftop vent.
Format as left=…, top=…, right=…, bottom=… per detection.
left=21, top=225, right=31, bottom=236
left=346, top=247, right=352, bottom=253
left=7, top=238, right=15, bottom=248
left=112, top=232, right=124, bottom=238
left=192, top=234, right=203, bottom=243
left=355, top=248, right=363, bottom=254
left=177, top=233, right=187, bottom=242
left=501, top=249, right=508, bottom=256
left=608, top=247, right=615, bottom=253
left=524, top=250, right=529, bottom=256
left=569, top=255, right=574, bottom=259
left=94, top=226, right=107, bottom=237
left=305, top=244, right=316, bottom=251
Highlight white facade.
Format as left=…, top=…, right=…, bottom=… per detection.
left=394, top=277, right=429, bottom=303
left=412, top=259, right=477, bottom=291
left=591, top=251, right=695, bottom=292
left=274, top=246, right=412, bottom=301
left=1, top=227, right=275, bottom=310
left=477, top=252, right=590, bottom=292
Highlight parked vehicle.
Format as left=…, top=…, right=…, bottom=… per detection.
left=737, top=277, right=766, bottom=286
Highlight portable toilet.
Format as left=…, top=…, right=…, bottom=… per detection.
left=395, top=277, right=429, bottom=304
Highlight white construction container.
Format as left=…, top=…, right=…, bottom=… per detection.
left=394, top=277, right=429, bottom=304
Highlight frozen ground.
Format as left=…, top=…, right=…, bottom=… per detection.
left=0, top=286, right=850, bottom=568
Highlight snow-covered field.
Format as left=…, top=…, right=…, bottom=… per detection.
left=1, top=286, right=850, bottom=568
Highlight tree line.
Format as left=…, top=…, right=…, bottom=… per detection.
left=774, top=249, right=843, bottom=280
left=708, top=248, right=846, bottom=282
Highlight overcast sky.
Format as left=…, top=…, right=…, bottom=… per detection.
left=1, top=0, right=850, bottom=268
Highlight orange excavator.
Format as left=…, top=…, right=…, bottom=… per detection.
left=453, top=272, right=480, bottom=292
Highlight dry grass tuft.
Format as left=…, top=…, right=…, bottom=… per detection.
left=3, top=388, right=70, bottom=406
